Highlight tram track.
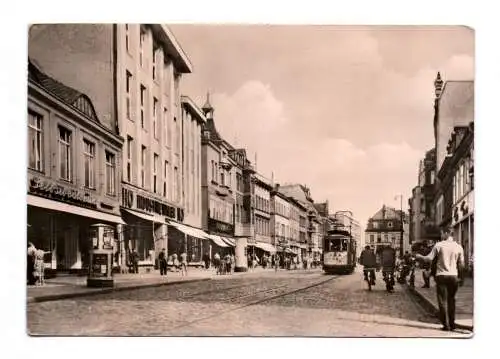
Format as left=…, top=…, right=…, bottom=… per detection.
left=169, top=274, right=339, bottom=331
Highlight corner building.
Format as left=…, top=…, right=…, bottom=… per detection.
left=29, top=24, right=203, bottom=271
left=27, top=60, right=124, bottom=275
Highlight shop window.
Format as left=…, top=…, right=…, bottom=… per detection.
left=28, top=111, right=43, bottom=172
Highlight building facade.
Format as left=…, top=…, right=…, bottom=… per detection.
left=270, top=185, right=291, bottom=253
left=27, top=60, right=124, bottom=275
left=250, top=174, right=276, bottom=257
left=439, top=124, right=474, bottom=273
left=29, top=24, right=208, bottom=271
left=365, top=205, right=409, bottom=255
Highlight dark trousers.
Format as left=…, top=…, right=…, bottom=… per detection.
left=27, top=256, right=35, bottom=285
left=159, top=260, right=167, bottom=275
left=435, top=275, right=459, bottom=329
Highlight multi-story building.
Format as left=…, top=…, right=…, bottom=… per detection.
left=29, top=24, right=206, bottom=271
left=365, top=205, right=409, bottom=255
left=270, top=185, right=291, bottom=254
left=289, top=197, right=308, bottom=261
left=439, top=123, right=474, bottom=273
left=432, top=73, right=474, bottom=234
left=279, top=184, right=324, bottom=260
left=200, top=95, right=256, bottom=270
left=251, top=174, right=275, bottom=257
left=27, top=59, right=124, bottom=275
left=408, top=148, right=440, bottom=249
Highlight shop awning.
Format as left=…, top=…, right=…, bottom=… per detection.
left=28, top=194, right=126, bottom=224
left=221, top=237, right=236, bottom=247
left=168, top=221, right=209, bottom=240
left=207, top=234, right=229, bottom=248
left=122, top=208, right=158, bottom=222
left=253, top=241, right=276, bottom=254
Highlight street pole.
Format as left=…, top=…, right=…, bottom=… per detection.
left=399, top=195, right=404, bottom=258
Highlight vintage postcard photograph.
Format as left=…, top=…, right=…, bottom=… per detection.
left=26, top=24, right=474, bottom=337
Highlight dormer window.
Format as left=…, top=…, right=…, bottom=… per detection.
left=387, top=221, right=393, bottom=228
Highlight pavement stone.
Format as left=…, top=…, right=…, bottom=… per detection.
left=407, top=269, right=473, bottom=331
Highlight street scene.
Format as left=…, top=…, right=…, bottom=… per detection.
left=26, top=24, right=474, bottom=337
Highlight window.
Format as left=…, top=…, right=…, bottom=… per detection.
left=152, top=45, right=157, bottom=80
left=105, top=151, right=116, bottom=195
left=370, top=234, right=374, bottom=243
left=140, top=85, right=146, bottom=129
left=126, top=136, right=133, bottom=182
left=174, top=117, right=179, bottom=151
left=164, top=107, right=169, bottom=146
left=141, top=145, right=146, bottom=188
left=387, top=221, right=393, bottom=228
left=83, top=139, right=95, bottom=189
left=126, top=71, right=132, bottom=93
left=153, top=97, right=158, bottom=139
left=153, top=153, right=159, bottom=193
left=125, top=71, right=132, bottom=120
left=139, top=27, right=145, bottom=67
left=58, top=126, right=72, bottom=181
left=125, top=24, right=129, bottom=52
left=28, top=111, right=43, bottom=171
left=220, top=171, right=225, bottom=186
left=373, top=222, right=378, bottom=229
left=211, top=160, right=215, bottom=182
left=163, top=160, right=168, bottom=198
left=174, top=166, right=179, bottom=202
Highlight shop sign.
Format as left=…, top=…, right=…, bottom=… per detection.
left=121, top=187, right=184, bottom=222
left=452, top=191, right=474, bottom=226
left=208, top=218, right=234, bottom=235
left=29, top=175, right=97, bottom=208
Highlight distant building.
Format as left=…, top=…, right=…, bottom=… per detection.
left=365, top=205, right=409, bottom=255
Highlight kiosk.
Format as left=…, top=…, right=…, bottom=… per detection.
left=87, top=223, right=115, bottom=288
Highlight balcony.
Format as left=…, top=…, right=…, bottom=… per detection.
left=215, top=185, right=230, bottom=197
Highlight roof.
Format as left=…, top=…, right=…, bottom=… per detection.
left=370, top=205, right=406, bottom=221
left=28, top=59, right=100, bottom=123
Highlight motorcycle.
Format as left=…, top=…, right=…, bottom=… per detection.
left=382, top=270, right=395, bottom=292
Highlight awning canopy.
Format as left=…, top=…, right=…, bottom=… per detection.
left=121, top=208, right=166, bottom=223
left=221, top=237, right=236, bottom=247
left=168, top=221, right=209, bottom=240
left=28, top=194, right=125, bottom=224
left=252, top=241, right=276, bottom=254
left=207, top=234, right=229, bottom=248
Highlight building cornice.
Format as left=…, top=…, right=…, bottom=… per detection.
left=149, top=24, right=193, bottom=73
left=181, top=95, right=206, bottom=125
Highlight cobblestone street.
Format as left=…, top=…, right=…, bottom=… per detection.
left=27, top=270, right=471, bottom=337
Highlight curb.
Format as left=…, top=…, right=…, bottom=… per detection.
left=406, top=284, right=473, bottom=332
left=27, top=277, right=211, bottom=304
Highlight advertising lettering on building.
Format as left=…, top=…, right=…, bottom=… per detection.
left=28, top=174, right=98, bottom=208
left=121, top=186, right=184, bottom=223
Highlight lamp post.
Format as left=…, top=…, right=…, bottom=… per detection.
left=395, top=195, right=404, bottom=257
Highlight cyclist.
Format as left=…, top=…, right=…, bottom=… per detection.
left=380, top=245, right=397, bottom=291
left=359, top=245, right=378, bottom=285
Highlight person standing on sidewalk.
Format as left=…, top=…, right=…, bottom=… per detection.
left=416, top=226, right=465, bottom=332
left=159, top=249, right=167, bottom=276
left=180, top=251, right=188, bottom=277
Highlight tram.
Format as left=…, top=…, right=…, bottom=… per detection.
left=322, top=228, right=357, bottom=274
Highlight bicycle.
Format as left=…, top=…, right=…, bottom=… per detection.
left=363, top=268, right=376, bottom=291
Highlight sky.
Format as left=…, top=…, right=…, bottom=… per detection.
left=170, top=25, right=474, bottom=229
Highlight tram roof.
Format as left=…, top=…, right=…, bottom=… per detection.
left=326, top=229, right=351, bottom=237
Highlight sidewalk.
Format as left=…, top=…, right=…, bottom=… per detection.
left=27, top=266, right=320, bottom=303
left=27, top=268, right=212, bottom=303
left=408, top=269, right=473, bottom=331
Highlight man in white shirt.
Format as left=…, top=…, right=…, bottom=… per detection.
left=416, top=226, right=465, bottom=331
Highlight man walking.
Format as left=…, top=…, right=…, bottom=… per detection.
left=416, top=226, right=465, bottom=331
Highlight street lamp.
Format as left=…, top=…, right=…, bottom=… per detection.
left=395, top=195, right=404, bottom=257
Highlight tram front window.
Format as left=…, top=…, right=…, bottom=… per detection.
left=327, top=238, right=348, bottom=252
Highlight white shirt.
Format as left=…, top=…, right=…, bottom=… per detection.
left=421, top=237, right=465, bottom=277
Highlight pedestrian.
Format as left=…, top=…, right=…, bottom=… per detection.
left=275, top=254, right=280, bottom=272
left=416, top=226, right=465, bottom=332
left=27, top=242, right=37, bottom=285
left=230, top=253, right=235, bottom=274
left=34, top=249, right=46, bottom=286
left=225, top=253, right=232, bottom=275
left=203, top=252, right=210, bottom=270
left=131, top=249, right=139, bottom=274
left=214, top=252, right=221, bottom=274
left=180, top=251, right=188, bottom=276
left=420, top=241, right=433, bottom=288
left=159, top=248, right=167, bottom=276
